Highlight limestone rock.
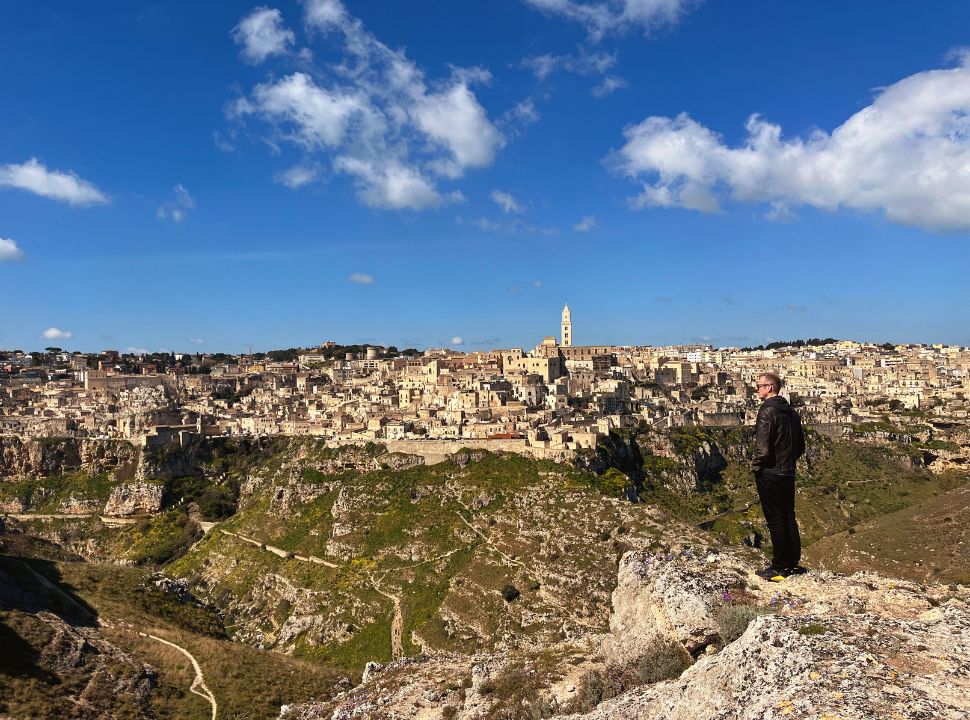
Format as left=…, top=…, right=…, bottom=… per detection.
left=0, top=436, right=138, bottom=478
left=10, top=610, right=158, bottom=719
left=270, top=481, right=332, bottom=516
left=562, top=606, right=970, bottom=719
left=103, top=482, right=164, bottom=516
left=57, top=494, right=102, bottom=515
left=282, top=548, right=970, bottom=720
left=602, top=547, right=747, bottom=663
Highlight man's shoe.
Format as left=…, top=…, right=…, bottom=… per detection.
left=756, top=566, right=789, bottom=581
left=786, top=565, right=808, bottom=575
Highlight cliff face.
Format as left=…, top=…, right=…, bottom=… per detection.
left=0, top=437, right=165, bottom=516
left=285, top=547, right=970, bottom=720
left=575, top=426, right=731, bottom=495
left=0, top=437, right=140, bottom=478
left=103, top=483, right=165, bottom=516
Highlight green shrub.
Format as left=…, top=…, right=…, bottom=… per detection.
left=715, top=603, right=769, bottom=644
left=596, top=468, right=631, bottom=498
left=478, top=654, right=559, bottom=720
left=127, top=509, right=201, bottom=565
left=564, top=642, right=692, bottom=713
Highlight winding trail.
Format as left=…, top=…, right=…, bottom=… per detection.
left=369, top=575, right=403, bottom=659
left=454, top=499, right=526, bottom=569
left=220, top=529, right=341, bottom=568
left=4, top=512, right=138, bottom=526
left=140, top=632, right=217, bottom=720
left=219, top=527, right=474, bottom=661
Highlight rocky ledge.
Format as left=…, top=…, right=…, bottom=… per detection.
left=102, top=482, right=164, bottom=516
left=282, top=547, right=970, bottom=719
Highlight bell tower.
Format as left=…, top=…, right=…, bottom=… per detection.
left=561, top=304, right=572, bottom=347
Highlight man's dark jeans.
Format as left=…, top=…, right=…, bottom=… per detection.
left=755, top=469, right=801, bottom=569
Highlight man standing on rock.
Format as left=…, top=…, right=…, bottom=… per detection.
left=752, top=372, right=806, bottom=581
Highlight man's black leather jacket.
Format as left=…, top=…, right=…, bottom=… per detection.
left=752, top=396, right=805, bottom=474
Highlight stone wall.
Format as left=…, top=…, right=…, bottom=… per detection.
left=380, top=438, right=573, bottom=465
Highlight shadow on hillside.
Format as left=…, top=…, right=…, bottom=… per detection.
left=0, top=621, right=57, bottom=683
left=0, top=555, right=98, bottom=627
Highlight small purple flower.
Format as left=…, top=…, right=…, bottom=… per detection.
left=722, top=589, right=734, bottom=603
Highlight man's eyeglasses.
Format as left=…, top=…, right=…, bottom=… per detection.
left=755, top=383, right=773, bottom=389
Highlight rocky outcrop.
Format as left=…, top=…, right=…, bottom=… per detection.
left=0, top=609, right=158, bottom=719
left=57, top=494, right=103, bottom=515
left=574, top=428, right=729, bottom=495
left=380, top=452, right=426, bottom=470
left=270, top=482, right=333, bottom=516
left=282, top=547, right=970, bottom=720
left=103, top=482, right=164, bottom=516
left=602, top=548, right=745, bottom=664
left=643, top=429, right=728, bottom=494
left=449, top=449, right=489, bottom=469
left=0, top=436, right=139, bottom=478
left=137, top=443, right=202, bottom=482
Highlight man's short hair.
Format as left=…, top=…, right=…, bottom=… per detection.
left=759, top=372, right=783, bottom=391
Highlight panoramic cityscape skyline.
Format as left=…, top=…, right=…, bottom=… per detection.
left=3, top=1, right=970, bottom=353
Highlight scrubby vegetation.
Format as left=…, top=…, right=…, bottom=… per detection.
left=0, top=471, right=114, bottom=512
left=126, top=509, right=202, bottom=565
left=564, top=642, right=693, bottom=714
left=3, top=426, right=967, bottom=718
left=477, top=650, right=564, bottom=719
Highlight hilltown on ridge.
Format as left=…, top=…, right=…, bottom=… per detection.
left=3, top=306, right=968, bottom=459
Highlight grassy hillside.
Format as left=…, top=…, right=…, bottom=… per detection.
left=4, top=429, right=968, bottom=718
left=165, top=449, right=675, bottom=669
left=803, top=482, right=970, bottom=584
left=0, top=541, right=351, bottom=720
left=633, top=429, right=969, bottom=561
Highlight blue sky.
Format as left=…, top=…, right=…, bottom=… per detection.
left=2, top=0, right=969, bottom=353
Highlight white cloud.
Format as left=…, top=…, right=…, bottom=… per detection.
left=41, top=327, right=72, bottom=340
left=413, top=82, right=505, bottom=176
left=524, top=0, right=695, bottom=41
left=573, top=215, right=596, bottom=231
left=247, top=72, right=363, bottom=149
left=190, top=337, right=205, bottom=345
left=522, top=49, right=616, bottom=80
left=591, top=75, right=628, bottom=97
left=156, top=184, right=195, bottom=223
left=611, top=55, right=970, bottom=232
left=274, top=163, right=320, bottom=189
left=232, top=7, right=295, bottom=63
left=459, top=216, right=559, bottom=236
left=231, top=0, right=504, bottom=210
left=303, top=0, right=347, bottom=27
left=491, top=190, right=525, bottom=214
left=522, top=48, right=624, bottom=97
left=0, top=238, right=24, bottom=261
left=500, top=98, right=541, bottom=139
left=334, top=157, right=441, bottom=210
left=450, top=336, right=464, bottom=345
left=213, top=130, right=236, bottom=152
left=0, top=158, right=108, bottom=206
left=348, top=272, right=374, bottom=284
left=765, top=202, right=797, bottom=223
left=127, top=346, right=150, bottom=355
left=532, top=280, right=543, bottom=287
